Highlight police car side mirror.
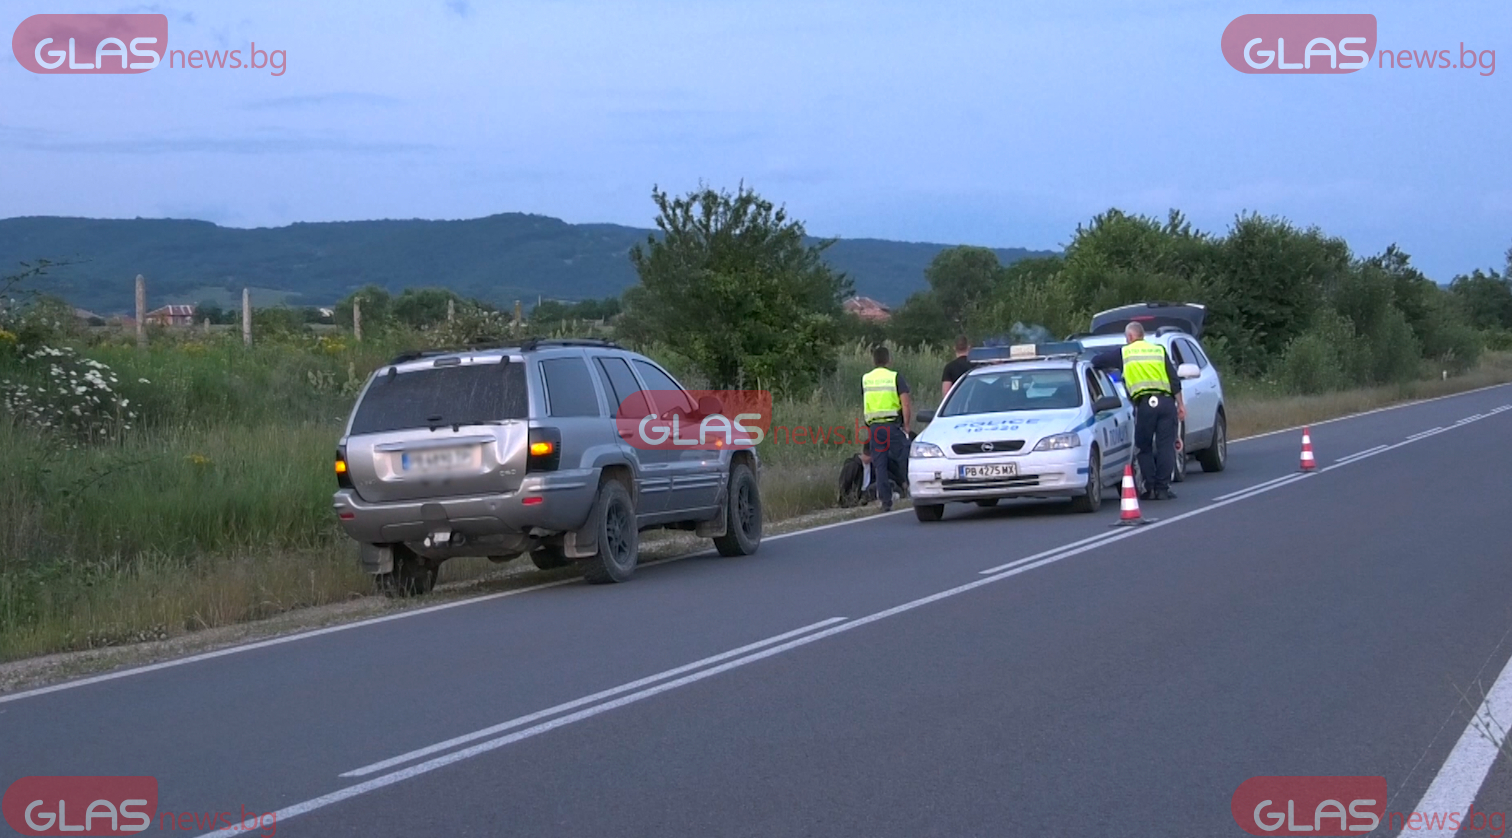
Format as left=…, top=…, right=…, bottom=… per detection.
left=1177, top=363, right=1200, bottom=380
left=915, top=408, right=935, bottom=424
left=1093, top=395, right=1122, bottom=414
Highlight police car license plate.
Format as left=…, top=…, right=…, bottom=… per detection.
left=960, top=463, right=1017, bottom=479
left=400, top=447, right=474, bottom=474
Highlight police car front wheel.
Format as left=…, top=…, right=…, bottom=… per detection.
left=914, top=503, right=945, bottom=522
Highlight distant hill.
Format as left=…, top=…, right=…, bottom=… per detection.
left=0, top=214, right=1058, bottom=314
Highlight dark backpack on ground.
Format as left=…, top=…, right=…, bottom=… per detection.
left=837, top=454, right=909, bottom=507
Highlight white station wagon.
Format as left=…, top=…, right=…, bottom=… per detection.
left=907, top=343, right=1137, bottom=522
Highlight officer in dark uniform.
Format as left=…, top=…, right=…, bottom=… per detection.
left=1092, top=322, right=1185, bottom=500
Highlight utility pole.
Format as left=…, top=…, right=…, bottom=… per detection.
left=135, top=275, right=147, bottom=348
left=353, top=298, right=363, bottom=342
left=514, top=300, right=522, bottom=334
left=242, top=288, right=252, bottom=346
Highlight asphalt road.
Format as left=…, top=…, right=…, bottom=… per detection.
left=4, top=384, right=1512, bottom=838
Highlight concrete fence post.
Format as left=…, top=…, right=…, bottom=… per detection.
left=242, top=288, right=252, bottom=346
left=135, top=275, right=147, bottom=348
left=447, top=298, right=456, bottom=322
left=353, top=298, right=363, bottom=342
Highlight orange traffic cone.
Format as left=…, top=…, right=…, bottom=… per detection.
left=1300, top=427, right=1316, bottom=472
left=1112, top=463, right=1153, bottom=526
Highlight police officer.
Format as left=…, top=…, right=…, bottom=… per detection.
left=862, top=345, right=913, bottom=512
left=1093, top=322, right=1185, bottom=500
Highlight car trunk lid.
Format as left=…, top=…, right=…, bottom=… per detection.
left=1088, top=302, right=1206, bottom=339
left=343, top=357, right=532, bottom=503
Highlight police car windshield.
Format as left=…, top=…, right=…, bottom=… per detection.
left=939, top=368, right=1083, bottom=417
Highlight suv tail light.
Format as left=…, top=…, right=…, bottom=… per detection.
left=527, top=427, right=561, bottom=472
left=335, top=446, right=353, bottom=489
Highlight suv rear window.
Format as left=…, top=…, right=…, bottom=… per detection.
left=349, top=360, right=528, bottom=435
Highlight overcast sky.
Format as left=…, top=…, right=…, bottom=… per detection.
left=0, top=0, right=1507, bottom=282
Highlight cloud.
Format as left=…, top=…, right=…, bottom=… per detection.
left=445, top=0, right=472, bottom=16
left=120, top=4, right=196, bottom=24
left=0, top=132, right=438, bottom=155
left=243, top=92, right=403, bottom=110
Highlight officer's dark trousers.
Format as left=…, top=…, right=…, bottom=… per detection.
left=1133, top=393, right=1178, bottom=493
left=867, top=421, right=907, bottom=509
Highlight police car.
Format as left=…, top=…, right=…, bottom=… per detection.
left=907, top=341, right=1136, bottom=522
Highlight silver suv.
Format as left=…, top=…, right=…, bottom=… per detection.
left=332, top=338, right=763, bottom=594
left=1072, top=302, right=1229, bottom=482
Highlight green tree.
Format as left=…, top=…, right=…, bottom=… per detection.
left=1449, top=269, right=1512, bottom=331
left=924, top=246, right=1001, bottom=330
left=334, top=285, right=394, bottom=334
left=1211, top=213, right=1348, bottom=376
left=194, top=300, right=227, bottom=325
left=620, top=183, right=853, bottom=393
left=1058, top=209, right=1210, bottom=317
left=393, top=288, right=463, bottom=328
left=887, top=291, right=951, bottom=348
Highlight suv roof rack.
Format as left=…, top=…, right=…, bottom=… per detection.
left=518, top=337, right=622, bottom=351
left=383, top=337, right=623, bottom=366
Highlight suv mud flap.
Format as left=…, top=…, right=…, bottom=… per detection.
left=695, top=485, right=729, bottom=538
left=562, top=528, right=597, bottom=559
left=360, top=543, right=394, bottom=575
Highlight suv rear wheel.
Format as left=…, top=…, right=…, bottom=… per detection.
left=376, top=544, right=438, bottom=597
left=713, top=462, right=762, bottom=557
left=1198, top=410, right=1228, bottom=472
left=582, top=478, right=639, bottom=584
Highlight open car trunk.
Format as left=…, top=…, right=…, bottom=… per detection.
left=1087, top=302, right=1206, bottom=339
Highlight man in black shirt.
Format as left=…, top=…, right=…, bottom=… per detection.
left=941, top=335, right=972, bottom=399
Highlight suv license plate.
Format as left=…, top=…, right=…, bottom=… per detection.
left=401, top=447, right=473, bottom=473
left=960, top=463, right=1017, bottom=479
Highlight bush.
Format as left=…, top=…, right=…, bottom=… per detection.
left=1276, top=312, right=1357, bottom=394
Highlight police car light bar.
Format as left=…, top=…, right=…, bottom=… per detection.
left=967, top=341, right=1084, bottom=364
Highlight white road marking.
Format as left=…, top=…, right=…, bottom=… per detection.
left=1333, top=444, right=1389, bottom=465
left=976, top=529, right=1131, bottom=575
left=1456, top=415, right=1484, bottom=425
left=340, top=617, right=847, bottom=778
left=1222, top=381, right=1512, bottom=443
left=1213, top=473, right=1305, bottom=502
left=0, top=576, right=584, bottom=706
left=1407, top=427, right=1446, bottom=441
left=196, top=460, right=1342, bottom=837
left=1394, top=652, right=1512, bottom=838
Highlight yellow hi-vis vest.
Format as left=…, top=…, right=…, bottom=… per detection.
left=1122, top=340, right=1172, bottom=398
left=862, top=367, right=902, bottom=424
